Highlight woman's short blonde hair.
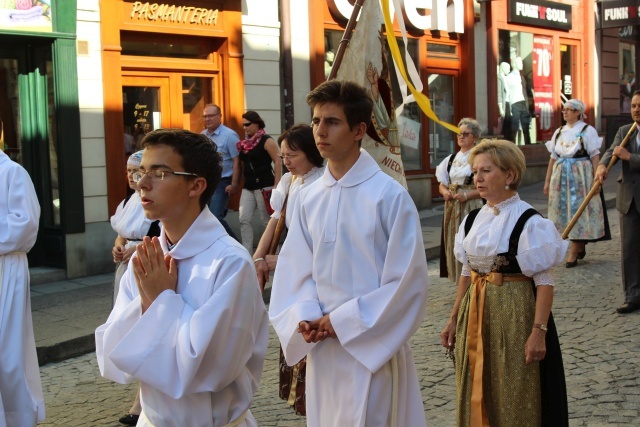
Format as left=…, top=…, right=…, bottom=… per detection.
left=469, top=139, right=526, bottom=189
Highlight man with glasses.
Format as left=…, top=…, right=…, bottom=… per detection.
left=596, top=90, right=640, bottom=314
left=96, top=129, right=268, bottom=426
left=201, top=104, right=240, bottom=240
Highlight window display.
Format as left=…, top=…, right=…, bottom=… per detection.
left=498, top=30, right=538, bottom=145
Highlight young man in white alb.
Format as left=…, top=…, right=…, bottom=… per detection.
left=269, top=80, right=429, bottom=426
left=96, top=129, right=268, bottom=427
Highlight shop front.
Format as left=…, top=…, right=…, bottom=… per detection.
left=482, top=1, right=594, bottom=142
left=597, top=0, right=640, bottom=147
left=0, top=1, right=82, bottom=268
left=101, top=0, right=244, bottom=212
left=479, top=0, right=594, bottom=183
left=309, top=0, right=475, bottom=208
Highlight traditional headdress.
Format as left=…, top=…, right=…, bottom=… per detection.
left=564, top=99, right=587, bottom=120
left=127, top=150, right=144, bottom=167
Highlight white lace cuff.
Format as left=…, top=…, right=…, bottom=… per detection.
left=461, top=264, right=471, bottom=277
left=532, top=270, right=554, bottom=286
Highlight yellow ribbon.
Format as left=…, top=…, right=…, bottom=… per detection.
left=380, top=0, right=460, bottom=134
left=467, top=271, right=529, bottom=427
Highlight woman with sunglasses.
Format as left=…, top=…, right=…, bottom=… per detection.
left=436, top=118, right=484, bottom=284
left=237, top=111, right=282, bottom=252
left=543, top=99, right=610, bottom=268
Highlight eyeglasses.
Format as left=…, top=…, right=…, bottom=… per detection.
left=133, top=169, right=199, bottom=183
left=279, top=154, right=300, bottom=161
left=457, top=132, right=472, bottom=138
left=203, top=113, right=220, bottom=118
left=561, top=108, right=577, bottom=113
left=242, top=122, right=253, bottom=127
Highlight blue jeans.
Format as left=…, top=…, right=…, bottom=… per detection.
left=209, top=176, right=238, bottom=240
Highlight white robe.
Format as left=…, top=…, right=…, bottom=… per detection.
left=269, top=150, right=429, bottom=427
left=95, top=209, right=269, bottom=427
left=0, top=151, right=45, bottom=427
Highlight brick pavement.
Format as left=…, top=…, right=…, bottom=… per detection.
left=37, top=208, right=640, bottom=426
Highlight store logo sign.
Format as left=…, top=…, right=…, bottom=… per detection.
left=327, top=0, right=464, bottom=33
left=129, top=2, right=219, bottom=26
left=508, top=0, right=572, bottom=31
left=600, top=0, right=640, bottom=29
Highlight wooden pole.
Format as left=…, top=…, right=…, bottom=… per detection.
left=561, top=122, right=637, bottom=239
left=327, top=0, right=366, bottom=81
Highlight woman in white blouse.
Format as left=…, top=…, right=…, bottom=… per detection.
left=441, top=139, right=569, bottom=427
left=543, top=99, right=609, bottom=268
left=436, top=118, right=484, bottom=284
left=252, top=124, right=323, bottom=416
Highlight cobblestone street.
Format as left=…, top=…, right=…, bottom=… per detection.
left=38, top=210, right=639, bottom=426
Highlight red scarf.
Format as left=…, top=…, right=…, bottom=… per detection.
left=236, top=128, right=266, bottom=154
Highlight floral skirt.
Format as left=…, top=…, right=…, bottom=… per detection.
left=548, top=158, right=605, bottom=241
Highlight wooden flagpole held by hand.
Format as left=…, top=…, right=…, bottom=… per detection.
left=327, top=0, right=365, bottom=81
left=561, top=121, right=637, bottom=239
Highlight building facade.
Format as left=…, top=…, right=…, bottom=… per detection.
left=0, top=0, right=602, bottom=278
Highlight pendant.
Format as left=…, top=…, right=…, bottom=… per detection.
left=492, top=206, right=500, bottom=216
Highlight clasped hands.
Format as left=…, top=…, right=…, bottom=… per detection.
left=297, top=314, right=336, bottom=343
left=131, top=236, right=178, bottom=313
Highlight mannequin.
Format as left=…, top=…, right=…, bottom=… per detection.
left=506, top=56, right=532, bottom=145
left=324, top=51, right=335, bottom=79
left=497, top=62, right=510, bottom=118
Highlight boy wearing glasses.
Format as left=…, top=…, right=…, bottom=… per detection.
left=269, top=80, right=429, bottom=426
left=96, top=129, right=268, bottom=426
left=201, top=104, right=240, bottom=240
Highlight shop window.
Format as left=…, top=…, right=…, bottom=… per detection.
left=324, top=29, right=423, bottom=171
left=427, top=74, right=455, bottom=168
left=0, top=58, right=21, bottom=162
left=619, top=39, right=636, bottom=114
left=121, top=32, right=218, bottom=60
left=498, top=30, right=538, bottom=145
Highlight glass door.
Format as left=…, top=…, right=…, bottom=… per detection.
left=122, top=76, right=171, bottom=155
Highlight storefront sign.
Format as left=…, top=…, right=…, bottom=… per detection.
left=532, top=35, right=555, bottom=141
left=0, top=0, right=53, bottom=33
left=600, top=0, right=640, bottom=29
left=327, top=0, right=464, bottom=33
left=508, top=0, right=572, bottom=31
left=129, top=2, right=219, bottom=26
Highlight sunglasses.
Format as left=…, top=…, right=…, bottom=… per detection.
left=457, top=132, right=472, bottom=138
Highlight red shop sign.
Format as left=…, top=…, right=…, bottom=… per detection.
left=532, top=35, right=555, bottom=142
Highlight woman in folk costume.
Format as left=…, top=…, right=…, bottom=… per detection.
left=441, top=139, right=569, bottom=427
left=252, top=124, right=324, bottom=416
left=543, top=99, right=610, bottom=268
left=436, top=118, right=484, bottom=284
left=109, top=150, right=159, bottom=426
left=237, top=110, right=282, bottom=252
left=0, top=150, right=45, bottom=427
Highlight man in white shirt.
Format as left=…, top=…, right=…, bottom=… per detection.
left=0, top=150, right=45, bottom=427
left=269, top=80, right=429, bottom=426
left=96, top=129, right=268, bottom=427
